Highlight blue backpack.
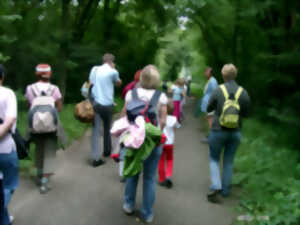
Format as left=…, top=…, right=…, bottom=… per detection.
left=126, top=88, right=161, bottom=125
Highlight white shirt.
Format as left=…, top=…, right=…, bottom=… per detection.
left=0, top=86, right=17, bottom=154
left=163, top=115, right=178, bottom=145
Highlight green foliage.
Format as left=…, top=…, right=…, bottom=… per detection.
left=233, top=119, right=300, bottom=225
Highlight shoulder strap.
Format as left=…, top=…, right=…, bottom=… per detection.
left=149, top=90, right=161, bottom=107
left=235, top=87, right=243, bottom=101
left=131, top=88, right=139, bottom=100
left=31, top=84, right=40, bottom=97
left=220, top=84, right=229, bottom=100
left=46, top=84, right=56, bottom=96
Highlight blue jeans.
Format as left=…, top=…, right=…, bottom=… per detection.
left=209, top=130, right=241, bottom=196
left=123, top=145, right=162, bottom=221
left=0, top=150, right=19, bottom=225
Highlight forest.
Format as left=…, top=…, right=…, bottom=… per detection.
left=0, top=1, right=299, bottom=225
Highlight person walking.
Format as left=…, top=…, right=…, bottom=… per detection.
left=89, top=53, right=122, bottom=167
left=201, top=67, right=218, bottom=143
left=25, top=63, right=63, bottom=194
left=170, top=78, right=185, bottom=124
left=0, top=64, right=19, bottom=225
left=158, top=100, right=179, bottom=189
left=122, top=65, right=167, bottom=223
left=206, top=64, right=250, bottom=203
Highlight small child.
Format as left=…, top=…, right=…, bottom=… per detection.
left=158, top=100, right=179, bottom=188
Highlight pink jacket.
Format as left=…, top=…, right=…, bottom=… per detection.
left=110, top=116, right=145, bottom=149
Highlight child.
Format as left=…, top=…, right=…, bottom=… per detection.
left=158, top=100, right=179, bottom=188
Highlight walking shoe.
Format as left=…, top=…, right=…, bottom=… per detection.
left=158, top=180, right=167, bottom=187
left=123, top=205, right=134, bottom=215
left=165, top=179, right=173, bottom=189
left=92, top=159, right=105, bottom=167
left=207, top=190, right=222, bottom=203
left=9, top=215, right=14, bottom=224
left=139, top=215, right=154, bottom=223
left=40, top=184, right=50, bottom=194
left=201, top=138, right=209, bottom=144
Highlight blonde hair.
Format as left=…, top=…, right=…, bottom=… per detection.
left=175, top=77, right=185, bottom=86
left=221, top=64, right=237, bottom=81
left=140, top=65, right=160, bottom=89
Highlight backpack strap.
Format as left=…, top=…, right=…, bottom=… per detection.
left=131, top=88, right=139, bottom=100
left=149, top=90, right=162, bottom=107
left=45, top=84, right=56, bottom=96
left=220, top=84, right=229, bottom=100
left=235, top=87, right=243, bottom=101
left=31, top=84, right=41, bottom=97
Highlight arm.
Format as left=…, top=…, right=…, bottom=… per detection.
left=0, top=117, right=16, bottom=138
left=239, top=90, right=251, bottom=117
left=207, top=88, right=218, bottom=113
left=115, top=79, right=122, bottom=87
left=55, top=99, right=63, bottom=112
left=159, top=105, right=167, bottom=130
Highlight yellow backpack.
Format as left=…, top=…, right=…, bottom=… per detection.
left=219, top=84, right=243, bottom=128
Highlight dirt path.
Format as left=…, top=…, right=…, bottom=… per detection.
left=10, top=99, right=238, bottom=225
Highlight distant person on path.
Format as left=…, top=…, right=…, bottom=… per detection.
left=158, top=100, right=179, bottom=189
left=201, top=67, right=218, bottom=142
left=25, top=64, right=63, bottom=194
left=169, top=78, right=185, bottom=124
left=122, top=65, right=167, bottom=223
left=206, top=64, right=250, bottom=203
left=89, top=53, right=122, bottom=167
left=121, top=69, right=141, bottom=99
left=0, top=64, right=19, bottom=225
left=162, top=80, right=168, bottom=93
left=186, top=75, right=192, bottom=97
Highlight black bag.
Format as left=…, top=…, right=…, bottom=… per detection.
left=12, top=129, right=30, bottom=160
left=0, top=118, right=30, bottom=160
left=126, top=88, right=161, bottom=125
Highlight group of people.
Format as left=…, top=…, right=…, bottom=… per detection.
left=0, top=51, right=250, bottom=224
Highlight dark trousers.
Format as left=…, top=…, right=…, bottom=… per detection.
left=91, top=103, right=113, bottom=159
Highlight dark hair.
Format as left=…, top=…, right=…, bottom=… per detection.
left=0, top=64, right=5, bottom=80
left=102, top=53, right=115, bottom=63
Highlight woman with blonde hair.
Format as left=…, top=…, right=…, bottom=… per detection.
left=122, top=65, right=168, bottom=223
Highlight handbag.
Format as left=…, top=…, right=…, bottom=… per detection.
left=74, top=84, right=94, bottom=123
left=0, top=118, right=29, bottom=159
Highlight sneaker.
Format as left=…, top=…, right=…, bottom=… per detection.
left=139, top=215, right=154, bottom=223
left=123, top=205, right=134, bottom=215
left=201, top=138, right=209, bottom=144
left=40, top=184, right=50, bottom=194
left=207, top=190, right=222, bottom=203
left=92, top=159, right=105, bottom=167
left=9, top=215, right=14, bottom=224
left=158, top=180, right=167, bottom=187
left=165, top=179, right=173, bottom=189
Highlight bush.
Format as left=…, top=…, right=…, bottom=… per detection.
left=233, top=119, right=300, bottom=225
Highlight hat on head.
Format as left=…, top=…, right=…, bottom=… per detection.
left=35, top=63, right=51, bottom=79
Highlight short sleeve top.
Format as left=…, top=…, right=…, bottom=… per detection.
left=0, top=86, right=17, bottom=154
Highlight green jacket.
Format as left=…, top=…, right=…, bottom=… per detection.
left=123, top=123, right=162, bottom=178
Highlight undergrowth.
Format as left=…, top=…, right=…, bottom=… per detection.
left=233, top=119, right=300, bottom=225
